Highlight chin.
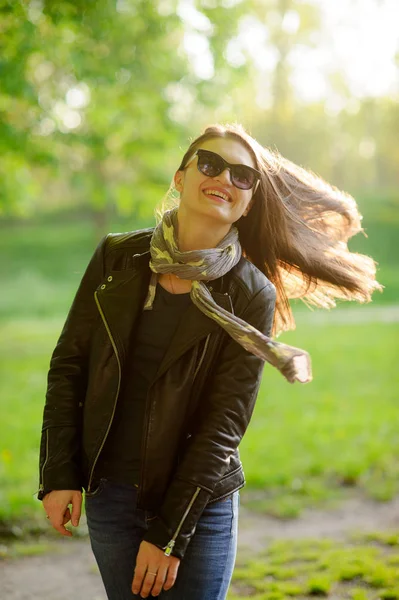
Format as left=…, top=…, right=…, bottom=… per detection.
left=181, top=198, right=233, bottom=225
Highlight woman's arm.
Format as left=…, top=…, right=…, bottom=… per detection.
left=38, top=235, right=108, bottom=499
left=143, top=282, right=276, bottom=559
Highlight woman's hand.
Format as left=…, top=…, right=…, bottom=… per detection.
left=42, top=490, right=82, bottom=537
left=132, top=540, right=180, bottom=597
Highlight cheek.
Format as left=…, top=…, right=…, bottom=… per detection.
left=236, top=192, right=252, bottom=210
left=183, top=172, right=208, bottom=194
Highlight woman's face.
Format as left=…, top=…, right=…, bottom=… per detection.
left=174, top=137, right=257, bottom=227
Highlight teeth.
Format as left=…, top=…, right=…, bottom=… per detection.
left=204, top=189, right=230, bottom=202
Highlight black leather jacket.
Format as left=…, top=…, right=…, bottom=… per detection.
left=38, top=227, right=276, bottom=559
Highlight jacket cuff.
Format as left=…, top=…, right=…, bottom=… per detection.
left=39, top=426, right=82, bottom=500
left=142, top=480, right=211, bottom=560
left=37, top=484, right=82, bottom=501
left=37, top=487, right=53, bottom=501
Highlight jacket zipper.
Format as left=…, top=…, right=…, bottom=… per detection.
left=39, top=429, right=49, bottom=492
left=163, top=486, right=201, bottom=556
left=87, top=291, right=122, bottom=492
left=192, top=334, right=211, bottom=381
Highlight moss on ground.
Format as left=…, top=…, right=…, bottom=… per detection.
left=228, top=531, right=399, bottom=599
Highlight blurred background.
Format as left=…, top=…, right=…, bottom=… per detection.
left=0, top=0, right=398, bottom=537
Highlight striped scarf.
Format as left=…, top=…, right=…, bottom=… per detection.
left=143, top=207, right=312, bottom=384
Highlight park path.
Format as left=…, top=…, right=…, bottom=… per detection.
left=2, top=493, right=399, bottom=599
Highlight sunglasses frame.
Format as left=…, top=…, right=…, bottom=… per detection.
left=184, top=148, right=261, bottom=192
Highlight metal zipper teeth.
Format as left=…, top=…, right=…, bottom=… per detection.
left=88, top=291, right=122, bottom=492
left=163, top=486, right=201, bottom=556
left=192, top=334, right=211, bottom=381
left=40, top=429, right=50, bottom=491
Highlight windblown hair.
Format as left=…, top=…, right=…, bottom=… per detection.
left=155, top=123, right=382, bottom=335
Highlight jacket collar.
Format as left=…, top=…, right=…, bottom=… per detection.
left=95, top=249, right=233, bottom=379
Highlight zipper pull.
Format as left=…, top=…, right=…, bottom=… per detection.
left=164, top=540, right=175, bottom=557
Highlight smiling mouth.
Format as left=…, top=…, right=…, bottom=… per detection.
left=203, top=190, right=231, bottom=203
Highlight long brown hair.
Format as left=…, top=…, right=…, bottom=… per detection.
left=156, top=123, right=382, bottom=335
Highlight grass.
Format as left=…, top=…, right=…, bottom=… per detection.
left=227, top=534, right=399, bottom=599
left=0, top=215, right=396, bottom=321
left=1, top=316, right=397, bottom=529
left=0, top=217, right=397, bottom=529
left=239, top=319, right=399, bottom=517
left=0, top=539, right=54, bottom=559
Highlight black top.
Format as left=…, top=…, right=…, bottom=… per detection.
left=95, top=283, right=192, bottom=485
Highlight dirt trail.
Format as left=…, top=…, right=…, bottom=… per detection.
left=2, top=494, right=399, bottom=599
left=238, top=493, right=399, bottom=553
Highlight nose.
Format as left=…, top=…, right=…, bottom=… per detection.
left=214, top=167, right=233, bottom=186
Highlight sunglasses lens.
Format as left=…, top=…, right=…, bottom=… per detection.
left=197, top=152, right=223, bottom=177
left=231, top=166, right=256, bottom=190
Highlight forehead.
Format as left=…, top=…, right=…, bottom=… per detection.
left=199, top=137, right=256, bottom=169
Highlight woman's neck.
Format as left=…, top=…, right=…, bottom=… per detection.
left=176, top=206, right=230, bottom=252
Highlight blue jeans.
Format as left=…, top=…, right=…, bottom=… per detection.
left=85, top=479, right=239, bottom=600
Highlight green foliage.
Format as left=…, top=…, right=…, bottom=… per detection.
left=0, top=0, right=398, bottom=238
left=0, top=0, right=190, bottom=218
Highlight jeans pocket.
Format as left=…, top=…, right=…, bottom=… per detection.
left=85, top=478, right=107, bottom=499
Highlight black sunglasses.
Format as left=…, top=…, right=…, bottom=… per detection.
left=185, top=148, right=261, bottom=191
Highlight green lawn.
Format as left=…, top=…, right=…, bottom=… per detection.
left=240, top=320, right=399, bottom=517
left=0, top=218, right=398, bottom=528
left=0, top=316, right=397, bottom=528
left=0, top=216, right=396, bottom=322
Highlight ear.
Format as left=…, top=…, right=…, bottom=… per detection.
left=174, top=170, right=184, bottom=193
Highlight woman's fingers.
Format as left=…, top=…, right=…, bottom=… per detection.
left=43, top=490, right=82, bottom=536
left=49, top=506, right=73, bottom=537
left=132, top=540, right=181, bottom=597
left=137, top=568, right=166, bottom=598
left=150, top=567, right=168, bottom=596
left=132, top=563, right=146, bottom=595
left=63, top=507, right=72, bottom=525
left=71, top=491, right=82, bottom=527
left=163, top=561, right=180, bottom=592
left=132, top=561, right=179, bottom=597
left=54, top=518, right=73, bottom=536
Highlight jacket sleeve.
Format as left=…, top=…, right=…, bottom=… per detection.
left=37, top=235, right=108, bottom=500
left=142, top=282, right=276, bottom=558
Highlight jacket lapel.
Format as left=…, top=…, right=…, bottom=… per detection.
left=154, top=289, right=232, bottom=382
left=95, top=249, right=233, bottom=374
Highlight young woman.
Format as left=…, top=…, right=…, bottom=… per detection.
left=39, top=123, right=380, bottom=599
